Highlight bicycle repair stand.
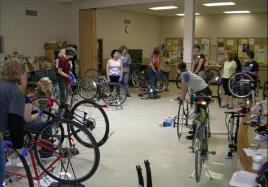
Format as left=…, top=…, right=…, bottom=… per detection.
left=190, top=162, right=213, bottom=181
left=224, top=111, right=245, bottom=159
left=136, top=160, right=153, bottom=187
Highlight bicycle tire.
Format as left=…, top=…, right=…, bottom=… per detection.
left=78, top=77, right=98, bottom=100
left=194, top=124, right=203, bottom=182
left=176, top=103, right=189, bottom=139
left=228, top=72, right=254, bottom=98
left=102, top=82, right=127, bottom=106
left=176, top=73, right=181, bottom=89
left=159, top=72, right=168, bottom=91
left=131, top=70, right=140, bottom=88
left=4, top=143, right=34, bottom=187
left=149, top=75, right=165, bottom=93
left=83, top=68, right=99, bottom=79
left=33, top=118, right=100, bottom=184
left=205, top=68, right=221, bottom=85
left=71, top=99, right=110, bottom=147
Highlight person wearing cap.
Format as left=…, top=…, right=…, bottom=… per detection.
left=55, top=47, right=76, bottom=105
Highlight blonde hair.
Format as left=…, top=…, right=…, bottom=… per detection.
left=0, top=59, right=26, bottom=83
left=36, top=77, right=52, bottom=97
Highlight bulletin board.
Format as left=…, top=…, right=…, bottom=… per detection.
left=194, top=38, right=210, bottom=63
left=165, top=38, right=183, bottom=63
left=217, top=38, right=238, bottom=63
left=237, top=38, right=267, bottom=66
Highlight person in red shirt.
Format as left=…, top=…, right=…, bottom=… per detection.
left=55, top=47, right=76, bottom=104
left=147, top=47, right=161, bottom=98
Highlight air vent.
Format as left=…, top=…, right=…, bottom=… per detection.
left=25, top=10, right=37, bottom=16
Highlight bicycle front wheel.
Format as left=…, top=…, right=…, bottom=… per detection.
left=4, top=143, right=34, bottom=187
left=33, top=118, right=100, bottom=184
left=71, top=99, right=110, bottom=147
left=194, top=124, right=203, bottom=182
left=176, top=103, right=189, bottom=139
left=78, top=77, right=98, bottom=100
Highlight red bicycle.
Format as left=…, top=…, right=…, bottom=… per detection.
left=5, top=118, right=100, bottom=186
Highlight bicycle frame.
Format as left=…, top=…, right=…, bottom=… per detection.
left=4, top=137, right=63, bottom=182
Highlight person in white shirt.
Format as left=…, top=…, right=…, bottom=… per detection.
left=221, top=51, right=237, bottom=109
left=106, top=49, right=123, bottom=83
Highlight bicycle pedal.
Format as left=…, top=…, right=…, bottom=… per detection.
left=209, top=151, right=216, bottom=155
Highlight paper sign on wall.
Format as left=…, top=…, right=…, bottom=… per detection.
left=172, top=40, right=178, bottom=45
left=241, top=39, right=248, bottom=45
left=227, top=40, right=234, bottom=46
left=167, top=40, right=172, bottom=46
left=238, top=45, right=243, bottom=52
left=254, top=45, right=260, bottom=53
left=249, top=38, right=255, bottom=45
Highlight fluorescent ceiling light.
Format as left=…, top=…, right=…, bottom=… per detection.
left=203, top=2, right=235, bottom=6
left=224, top=10, right=251, bottom=14
left=149, top=6, right=178, bottom=10
left=176, top=13, right=200, bottom=16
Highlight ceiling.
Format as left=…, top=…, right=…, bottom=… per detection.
left=47, top=0, right=267, bottom=17
left=116, top=0, right=267, bottom=17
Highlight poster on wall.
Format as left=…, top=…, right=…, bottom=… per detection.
left=241, top=39, right=248, bottom=45
left=167, top=40, right=172, bottom=46
left=227, top=40, right=234, bottom=46
left=249, top=38, right=255, bottom=45
left=172, top=40, right=178, bottom=45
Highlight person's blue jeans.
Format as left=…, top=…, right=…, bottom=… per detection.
left=0, top=139, right=5, bottom=187
left=122, top=72, right=129, bottom=93
left=146, top=66, right=157, bottom=96
left=24, top=120, right=47, bottom=133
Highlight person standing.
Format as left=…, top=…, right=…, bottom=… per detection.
left=234, top=53, right=242, bottom=73
left=160, top=49, right=170, bottom=91
left=106, top=49, right=123, bottom=83
left=0, top=60, right=27, bottom=186
left=244, top=50, right=259, bottom=84
left=120, top=46, right=132, bottom=97
left=191, top=45, right=206, bottom=79
left=147, top=47, right=161, bottom=98
left=221, top=51, right=237, bottom=109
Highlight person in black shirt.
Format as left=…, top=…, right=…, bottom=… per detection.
left=234, top=53, right=242, bottom=73
left=244, top=50, right=259, bottom=83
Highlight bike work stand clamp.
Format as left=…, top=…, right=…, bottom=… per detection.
left=136, top=160, right=153, bottom=187
left=190, top=162, right=213, bottom=181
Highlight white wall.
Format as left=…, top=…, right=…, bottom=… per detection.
left=160, top=13, right=267, bottom=45
left=0, top=0, right=68, bottom=56
left=96, top=8, right=160, bottom=59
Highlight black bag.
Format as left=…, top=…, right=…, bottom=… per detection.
left=256, top=162, right=268, bottom=187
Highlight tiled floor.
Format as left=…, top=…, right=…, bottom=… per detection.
left=83, top=83, right=239, bottom=187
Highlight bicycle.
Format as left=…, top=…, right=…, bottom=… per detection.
left=205, top=68, right=224, bottom=107
left=78, top=75, right=127, bottom=107
left=228, top=72, right=257, bottom=106
left=224, top=111, right=244, bottom=158
left=175, top=72, right=182, bottom=89
left=131, top=68, right=168, bottom=92
left=3, top=140, right=34, bottom=187
left=189, top=94, right=215, bottom=182
left=5, top=118, right=100, bottom=185
left=32, top=95, right=110, bottom=147
left=174, top=100, right=192, bottom=139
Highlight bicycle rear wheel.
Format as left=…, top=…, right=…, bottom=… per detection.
left=33, top=118, right=100, bottom=184
left=228, top=72, right=253, bottom=98
left=4, top=142, right=34, bottom=187
left=71, top=99, right=109, bottom=147
left=103, top=83, right=127, bottom=106
left=149, top=75, right=165, bottom=93
left=78, top=77, right=98, bottom=100
left=131, top=70, right=140, bottom=88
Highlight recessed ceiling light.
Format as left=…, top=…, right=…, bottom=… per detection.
left=149, top=6, right=178, bottom=10
left=176, top=13, right=200, bottom=16
left=224, top=10, right=251, bottom=14
left=203, top=2, right=236, bottom=6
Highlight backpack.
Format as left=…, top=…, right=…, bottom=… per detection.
left=256, top=162, right=268, bottom=187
